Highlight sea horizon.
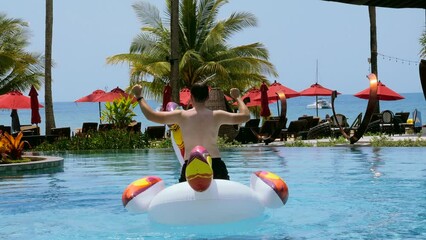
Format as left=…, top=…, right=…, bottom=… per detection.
left=1, top=92, right=425, bottom=136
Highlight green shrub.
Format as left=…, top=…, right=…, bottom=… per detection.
left=101, top=97, right=137, bottom=128
left=34, top=129, right=149, bottom=151
left=370, top=135, right=426, bottom=147
left=283, top=139, right=313, bottom=147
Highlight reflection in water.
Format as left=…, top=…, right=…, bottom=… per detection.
left=349, top=146, right=384, bottom=179
left=371, top=147, right=383, bottom=178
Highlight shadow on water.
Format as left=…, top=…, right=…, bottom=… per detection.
left=146, top=214, right=289, bottom=240
left=0, top=165, right=64, bottom=179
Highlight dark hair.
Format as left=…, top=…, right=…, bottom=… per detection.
left=190, top=82, right=209, bottom=103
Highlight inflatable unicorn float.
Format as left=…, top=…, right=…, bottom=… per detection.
left=122, top=102, right=289, bottom=225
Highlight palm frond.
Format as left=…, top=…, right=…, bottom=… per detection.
left=132, top=1, right=164, bottom=30
left=107, top=0, right=277, bottom=95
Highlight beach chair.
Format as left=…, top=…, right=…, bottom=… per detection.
left=75, top=122, right=98, bottom=136
left=218, top=124, right=240, bottom=142
left=20, top=125, right=40, bottom=136
left=306, top=122, right=332, bottom=140
left=330, top=114, right=349, bottom=137
left=331, top=114, right=349, bottom=128
left=298, top=115, right=320, bottom=129
left=251, top=91, right=288, bottom=145
left=127, top=122, right=141, bottom=133
left=98, top=123, right=114, bottom=131
left=252, top=118, right=287, bottom=145
left=394, top=112, right=410, bottom=135
left=0, top=125, right=12, bottom=135
left=348, top=112, right=362, bottom=133
left=395, top=112, right=410, bottom=124
left=51, top=127, right=71, bottom=139
left=280, top=119, right=309, bottom=141
left=380, top=110, right=395, bottom=135
left=366, top=119, right=381, bottom=134
left=235, top=119, right=260, bottom=144
left=413, top=109, right=422, bottom=133
left=245, top=118, right=260, bottom=128
left=145, top=126, right=166, bottom=140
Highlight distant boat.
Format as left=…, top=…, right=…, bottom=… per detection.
left=306, top=98, right=332, bottom=109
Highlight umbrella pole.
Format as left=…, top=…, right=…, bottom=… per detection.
left=315, top=95, right=319, bottom=117
left=276, top=100, right=280, bottom=116
left=98, top=102, right=102, bottom=124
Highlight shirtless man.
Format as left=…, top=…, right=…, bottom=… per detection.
left=132, top=82, right=250, bottom=182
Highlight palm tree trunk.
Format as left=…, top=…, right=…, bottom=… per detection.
left=369, top=6, right=380, bottom=113
left=45, top=0, right=56, bottom=134
left=170, top=0, right=180, bottom=103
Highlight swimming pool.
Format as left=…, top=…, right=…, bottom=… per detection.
left=1, top=146, right=425, bottom=239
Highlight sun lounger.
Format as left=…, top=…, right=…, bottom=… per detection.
left=235, top=119, right=260, bottom=144
left=330, top=114, right=349, bottom=137
left=380, top=110, right=395, bottom=135
left=0, top=125, right=11, bottom=135
left=51, top=127, right=71, bottom=139
left=366, top=119, right=381, bottom=134
left=20, top=125, right=40, bottom=136
left=280, top=119, right=309, bottom=141
left=306, top=122, right=332, bottom=140
left=127, top=122, right=142, bottom=133
left=251, top=91, right=288, bottom=145
left=75, top=122, right=98, bottom=136
left=98, top=123, right=114, bottom=131
left=218, top=124, right=240, bottom=142
left=145, top=126, right=166, bottom=140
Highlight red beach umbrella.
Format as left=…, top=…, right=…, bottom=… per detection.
left=354, top=81, right=404, bottom=101
left=299, top=83, right=339, bottom=96
left=299, top=83, right=340, bottom=116
left=29, top=86, right=41, bottom=125
left=75, top=89, right=106, bottom=102
left=162, top=84, right=172, bottom=111
left=260, top=83, right=271, bottom=117
left=0, top=90, right=43, bottom=109
left=75, top=89, right=106, bottom=123
left=94, top=87, right=135, bottom=103
left=0, top=90, right=43, bottom=132
left=224, top=94, right=233, bottom=101
left=268, top=81, right=300, bottom=99
left=254, top=81, right=300, bottom=101
left=179, top=88, right=191, bottom=107
left=240, top=87, right=261, bottom=107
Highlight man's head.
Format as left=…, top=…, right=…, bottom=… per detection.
left=190, top=82, right=209, bottom=103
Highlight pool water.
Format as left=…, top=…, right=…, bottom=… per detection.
left=1, top=146, right=425, bottom=239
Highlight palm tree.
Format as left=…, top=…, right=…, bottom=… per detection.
left=107, top=0, right=277, bottom=100
left=420, top=29, right=426, bottom=58
left=44, top=0, right=56, bottom=134
left=170, top=0, right=179, bottom=102
left=0, top=13, right=44, bottom=94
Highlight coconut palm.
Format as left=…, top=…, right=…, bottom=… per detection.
left=44, top=0, right=57, bottom=134
left=0, top=13, right=44, bottom=94
left=420, top=29, right=426, bottom=58
left=107, top=0, right=278, bottom=100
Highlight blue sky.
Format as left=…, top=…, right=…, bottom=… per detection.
left=2, top=0, right=425, bottom=102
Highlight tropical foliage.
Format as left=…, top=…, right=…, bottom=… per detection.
left=107, top=0, right=277, bottom=101
left=101, top=97, right=138, bottom=128
left=420, top=29, right=426, bottom=58
left=34, top=129, right=149, bottom=151
left=0, top=131, right=29, bottom=161
left=0, top=13, right=44, bottom=94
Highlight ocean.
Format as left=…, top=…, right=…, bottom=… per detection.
left=0, top=93, right=425, bottom=135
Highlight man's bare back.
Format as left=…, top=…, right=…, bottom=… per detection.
left=132, top=83, right=250, bottom=177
